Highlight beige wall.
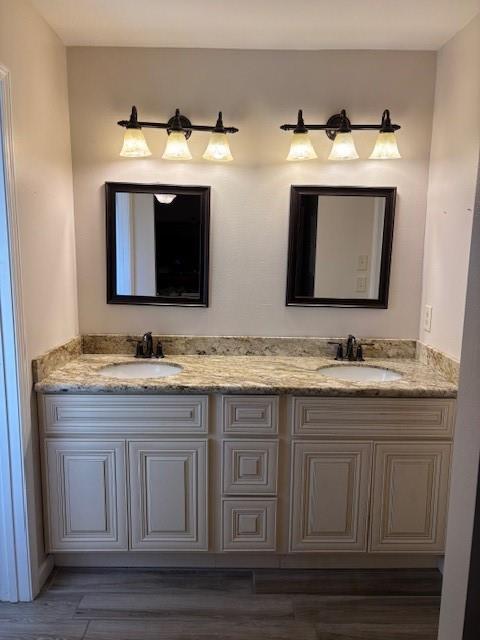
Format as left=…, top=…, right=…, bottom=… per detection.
left=67, top=47, right=436, bottom=338
left=439, top=155, right=480, bottom=640
left=0, top=0, right=77, bottom=589
left=0, top=0, right=78, bottom=359
left=420, top=15, right=480, bottom=360
left=431, top=16, right=480, bottom=638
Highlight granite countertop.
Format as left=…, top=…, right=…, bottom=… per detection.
left=34, top=354, right=457, bottom=397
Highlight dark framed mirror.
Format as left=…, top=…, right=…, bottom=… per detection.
left=106, top=182, right=210, bottom=306
left=286, top=186, right=396, bottom=308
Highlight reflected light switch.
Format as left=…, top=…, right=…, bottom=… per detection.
left=356, top=276, right=367, bottom=293
left=357, top=255, right=369, bottom=271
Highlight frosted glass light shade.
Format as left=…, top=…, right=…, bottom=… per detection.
left=120, top=128, right=151, bottom=157
left=155, top=194, right=176, bottom=204
left=286, top=132, right=317, bottom=161
left=369, top=131, right=401, bottom=159
left=162, top=131, right=192, bottom=160
left=203, top=132, right=233, bottom=162
left=328, top=132, right=359, bottom=161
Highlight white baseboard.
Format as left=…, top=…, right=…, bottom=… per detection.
left=35, top=555, right=54, bottom=595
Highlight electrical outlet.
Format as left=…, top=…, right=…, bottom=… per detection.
left=424, top=305, right=433, bottom=332
left=356, top=276, right=367, bottom=293
left=357, top=255, right=369, bottom=271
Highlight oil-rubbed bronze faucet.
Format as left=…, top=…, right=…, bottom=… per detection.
left=128, top=332, right=165, bottom=359
left=345, top=335, right=357, bottom=361
left=328, top=335, right=373, bottom=362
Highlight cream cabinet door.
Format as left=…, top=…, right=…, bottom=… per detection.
left=44, top=440, right=128, bottom=552
left=370, top=442, right=451, bottom=552
left=128, top=440, right=208, bottom=550
left=290, top=441, right=372, bottom=551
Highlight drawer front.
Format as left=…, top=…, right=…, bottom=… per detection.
left=223, top=440, right=278, bottom=495
left=222, top=396, right=279, bottom=434
left=41, top=394, right=208, bottom=435
left=222, top=498, right=277, bottom=551
left=293, top=397, right=455, bottom=438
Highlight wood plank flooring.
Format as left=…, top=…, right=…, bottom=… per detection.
left=0, top=568, right=441, bottom=640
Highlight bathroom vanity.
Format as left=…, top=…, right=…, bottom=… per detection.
left=35, top=346, right=457, bottom=567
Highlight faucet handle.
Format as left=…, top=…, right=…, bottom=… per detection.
left=155, top=341, right=165, bottom=359
left=127, top=337, right=143, bottom=358
left=328, top=341, right=344, bottom=361
left=355, top=344, right=365, bottom=362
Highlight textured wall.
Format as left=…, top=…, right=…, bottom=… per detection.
left=67, top=47, right=436, bottom=338
left=420, top=15, right=480, bottom=359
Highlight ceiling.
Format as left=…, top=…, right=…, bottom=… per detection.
left=32, top=0, right=480, bottom=50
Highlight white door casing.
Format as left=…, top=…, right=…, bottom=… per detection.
left=0, top=65, right=35, bottom=601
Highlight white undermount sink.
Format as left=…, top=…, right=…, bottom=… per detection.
left=98, top=361, right=183, bottom=379
left=319, top=365, right=402, bottom=382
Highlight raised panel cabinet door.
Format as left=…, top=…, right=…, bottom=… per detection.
left=370, top=442, right=451, bottom=553
left=290, top=441, right=372, bottom=552
left=128, top=440, right=208, bottom=550
left=44, top=440, right=128, bottom=552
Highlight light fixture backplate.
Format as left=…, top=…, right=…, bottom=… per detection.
left=325, top=113, right=352, bottom=140
left=166, top=114, right=193, bottom=139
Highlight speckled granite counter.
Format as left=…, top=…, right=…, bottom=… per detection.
left=34, top=354, right=457, bottom=397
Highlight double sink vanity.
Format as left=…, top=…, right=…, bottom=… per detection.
left=34, top=334, right=457, bottom=567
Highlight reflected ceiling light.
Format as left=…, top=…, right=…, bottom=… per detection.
left=119, top=107, right=151, bottom=157
left=203, top=113, right=234, bottom=162
left=280, top=108, right=401, bottom=161
left=286, top=110, right=317, bottom=161
left=369, top=110, right=401, bottom=159
left=118, top=106, right=238, bottom=162
left=154, top=194, right=177, bottom=204
left=328, top=110, right=359, bottom=161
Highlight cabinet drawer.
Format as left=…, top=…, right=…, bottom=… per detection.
left=41, top=394, right=208, bottom=435
left=222, top=498, right=277, bottom=551
left=223, top=440, right=278, bottom=495
left=222, top=396, right=279, bottom=434
left=292, top=397, right=455, bottom=438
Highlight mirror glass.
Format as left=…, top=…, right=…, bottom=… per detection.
left=106, top=184, right=210, bottom=306
left=286, top=186, right=396, bottom=308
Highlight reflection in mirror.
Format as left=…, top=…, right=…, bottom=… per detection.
left=286, top=186, right=396, bottom=308
left=106, top=183, right=210, bottom=306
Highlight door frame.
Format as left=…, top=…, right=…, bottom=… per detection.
left=0, top=64, right=35, bottom=602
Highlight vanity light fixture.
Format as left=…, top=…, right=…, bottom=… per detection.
left=118, top=106, right=239, bottom=161
left=286, top=110, right=318, bottom=161
left=280, top=108, right=401, bottom=161
left=202, top=112, right=234, bottom=162
left=119, top=107, right=152, bottom=157
left=327, top=110, right=359, bottom=161
left=369, top=109, right=401, bottom=159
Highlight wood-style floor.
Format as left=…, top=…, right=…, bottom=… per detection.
left=0, top=567, right=442, bottom=639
